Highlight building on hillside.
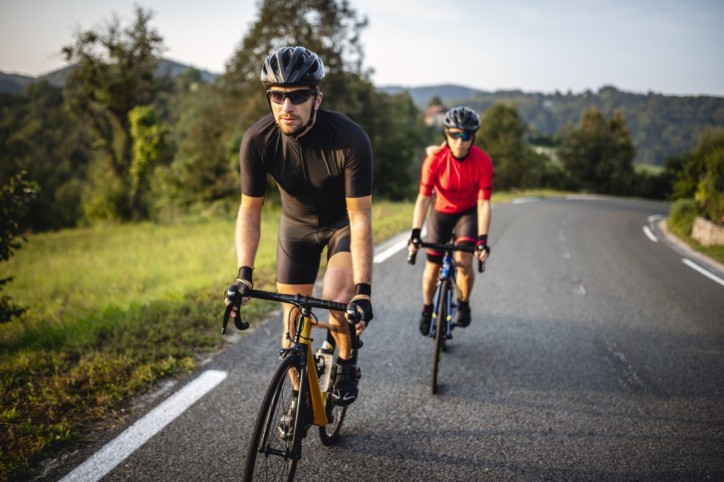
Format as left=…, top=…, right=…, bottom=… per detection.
left=424, top=105, right=446, bottom=129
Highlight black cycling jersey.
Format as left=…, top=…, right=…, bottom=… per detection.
left=239, top=109, right=373, bottom=284
left=240, top=110, right=373, bottom=227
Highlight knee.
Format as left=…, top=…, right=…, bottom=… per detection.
left=457, top=262, right=472, bottom=277
left=324, top=279, right=354, bottom=304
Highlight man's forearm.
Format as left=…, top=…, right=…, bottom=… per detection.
left=235, top=198, right=263, bottom=269
left=349, top=208, right=373, bottom=286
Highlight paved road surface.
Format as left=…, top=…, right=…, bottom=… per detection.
left=54, top=196, right=724, bottom=481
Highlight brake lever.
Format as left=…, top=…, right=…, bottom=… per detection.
left=221, top=285, right=249, bottom=334
left=346, top=306, right=364, bottom=349
left=221, top=303, right=233, bottom=334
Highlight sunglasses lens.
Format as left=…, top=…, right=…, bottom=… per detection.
left=288, top=90, right=312, bottom=104
left=267, top=92, right=281, bottom=104
left=448, top=131, right=471, bottom=141
left=267, top=92, right=284, bottom=104
left=267, top=90, right=315, bottom=105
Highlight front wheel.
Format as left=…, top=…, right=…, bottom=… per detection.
left=243, top=352, right=304, bottom=481
left=319, top=363, right=348, bottom=445
left=432, top=279, right=450, bottom=395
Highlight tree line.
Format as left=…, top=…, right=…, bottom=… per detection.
left=446, top=85, right=724, bottom=167
left=0, top=0, right=721, bottom=235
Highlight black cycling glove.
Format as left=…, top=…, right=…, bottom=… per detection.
left=226, top=266, right=253, bottom=306
left=475, top=234, right=490, bottom=257
left=347, top=283, right=373, bottom=325
left=408, top=228, right=422, bottom=248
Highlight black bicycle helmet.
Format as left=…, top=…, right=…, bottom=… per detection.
left=443, top=106, right=480, bottom=131
left=260, top=46, right=325, bottom=87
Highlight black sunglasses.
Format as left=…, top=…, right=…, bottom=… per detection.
left=447, top=131, right=473, bottom=141
left=266, top=89, right=317, bottom=105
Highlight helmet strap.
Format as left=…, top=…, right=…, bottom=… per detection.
left=286, top=108, right=317, bottom=139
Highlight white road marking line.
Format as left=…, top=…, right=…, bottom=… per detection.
left=60, top=369, right=228, bottom=482
left=512, top=197, right=540, bottom=204
left=642, top=225, right=658, bottom=242
left=373, top=228, right=427, bottom=264
left=373, top=237, right=408, bottom=263
left=682, top=258, right=724, bottom=287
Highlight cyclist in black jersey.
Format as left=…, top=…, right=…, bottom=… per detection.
left=225, top=46, right=374, bottom=407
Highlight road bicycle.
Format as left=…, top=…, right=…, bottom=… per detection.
left=408, top=240, right=484, bottom=394
left=222, top=289, right=360, bottom=481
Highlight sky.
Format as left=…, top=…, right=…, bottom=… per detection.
left=1, top=0, right=723, bottom=97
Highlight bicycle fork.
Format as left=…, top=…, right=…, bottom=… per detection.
left=430, top=266, right=456, bottom=338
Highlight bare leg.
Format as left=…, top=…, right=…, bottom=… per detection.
left=454, top=252, right=474, bottom=301
left=422, top=260, right=440, bottom=305
left=322, top=252, right=354, bottom=360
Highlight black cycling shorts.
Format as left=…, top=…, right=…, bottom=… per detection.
left=276, top=216, right=351, bottom=285
left=425, top=206, right=477, bottom=264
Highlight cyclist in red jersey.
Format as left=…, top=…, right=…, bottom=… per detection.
left=408, top=106, right=492, bottom=334
left=225, top=46, right=373, bottom=406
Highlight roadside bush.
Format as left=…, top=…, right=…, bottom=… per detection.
left=1, top=171, right=37, bottom=323
left=668, top=199, right=702, bottom=239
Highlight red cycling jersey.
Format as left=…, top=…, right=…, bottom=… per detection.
left=419, top=145, right=493, bottom=214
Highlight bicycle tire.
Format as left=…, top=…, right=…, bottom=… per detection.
left=319, top=362, right=348, bottom=445
left=243, top=352, right=305, bottom=481
left=432, top=279, right=450, bottom=395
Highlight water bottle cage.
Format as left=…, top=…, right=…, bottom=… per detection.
left=315, top=355, right=325, bottom=376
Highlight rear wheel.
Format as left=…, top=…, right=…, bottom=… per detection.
left=243, top=352, right=304, bottom=481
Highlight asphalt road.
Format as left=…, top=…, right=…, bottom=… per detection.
left=54, top=196, right=724, bottom=481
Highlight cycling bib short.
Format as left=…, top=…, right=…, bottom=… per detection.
left=425, top=206, right=477, bottom=264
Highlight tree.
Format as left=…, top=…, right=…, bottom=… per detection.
left=0, top=171, right=37, bottom=323
left=364, top=89, right=422, bottom=199
left=129, top=105, right=169, bottom=218
left=559, top=107, right=636, bottom=194
left=477, top=102, right=542, bottom=190
left=673, top=128, right=724, bottom=224
left=427, top=95, right=445, bottom=108
left=152, top=82, right=239, bottom=216
left=0, top=82, right=93, bottom=231
left=164, top=0, right=420, bottom=204
left=222, top=0, right=369, bottom=130
left=62, top=6, right=170, bottom=220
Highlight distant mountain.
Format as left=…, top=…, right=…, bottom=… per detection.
left=0, top=72, right=36, bottom=94
left=380, top=84, right=481, bottom=107
left=382, top=84, right=724, bottom=165
left=0, top=58, right=217, bottom=94
left=154, top=59, right=217, bottom=84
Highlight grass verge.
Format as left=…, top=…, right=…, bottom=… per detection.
left=667, top=199, right=724, bottom=265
